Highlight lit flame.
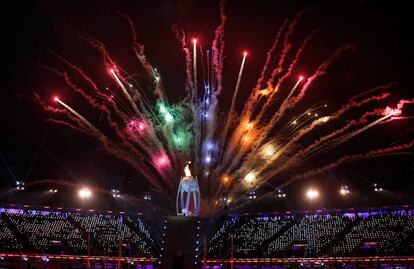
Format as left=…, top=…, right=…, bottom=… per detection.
left=184, top=162, right=192, bottom=177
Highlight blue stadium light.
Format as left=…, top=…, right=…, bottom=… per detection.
left=205, top=155, right=212, bottom=164
left=206, top=141, right=215, bottom=150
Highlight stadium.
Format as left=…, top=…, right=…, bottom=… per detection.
left=1, top=0, right=414, bottom=268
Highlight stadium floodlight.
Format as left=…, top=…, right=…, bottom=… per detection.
left=339, top=186, right=350, bottom=196
left=276, top=189, right=287, bottom=198
left=306, top=188, right=319, bottom=200
left=78, top=187, right=92, bottom=199
left=248, top=191, right=257, bottom=200
left=220, top=195, right=230, bottom=205
left=373, top=183, right=383, bottom=192
left=49, top=189, right=58, bottom=193
left=143, top=192, right=152, bottom=201
left=111, top=189, right=120, bottom=198
left=16, top=181, right=25, bottom=190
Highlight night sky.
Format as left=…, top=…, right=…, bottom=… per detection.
left=1, top=0, right=413, bottom=213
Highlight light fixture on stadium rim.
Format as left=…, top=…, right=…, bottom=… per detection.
left=111, top=188, right=120, bottom=198
left=78, top=187, right=92, bottom=199
left=306, top=188, right=319, bottom=200
left=373, top=183, right=383, bottom=192
left=248, top=191, right=257, bottom=200
left=339, top=185, right=350, bottom=196
left=16, top=181, right=25, bottom=190
left=276, top=189, right=286, bottom=198
left=220, top=195, right=229, bottom=205
left=49, top=188, right=58, bottom=193
left=143, top=191, right=152, bottom=201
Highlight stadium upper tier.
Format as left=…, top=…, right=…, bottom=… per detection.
left=207, top=206, right=414, bottom=259
left=0, top=205, right=161, bottom=258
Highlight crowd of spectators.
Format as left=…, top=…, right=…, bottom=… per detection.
left=0, top=207, right=157, bottom=257
left=208, top=209, right=414, bottom=258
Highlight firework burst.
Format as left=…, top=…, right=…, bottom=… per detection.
left=37, top=4, right=414, bottom=215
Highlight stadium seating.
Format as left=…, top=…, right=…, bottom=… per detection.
left=0, top=215, right=22, bottom=251
left=331, top=211, right=414, bottom=256
left=1, top=205, right=414, bottom=261
left=72, top=213, right=153, bottom=257
left=5, top=209, right=86, bottom=254
left=0, top=207, right=158, bottom=258
left=207, top=208, right=414, bottom=258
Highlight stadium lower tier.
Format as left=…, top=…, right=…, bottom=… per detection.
left=1, top=205, right=414, bottom=268
left=0, top=206, right=162, bottom=259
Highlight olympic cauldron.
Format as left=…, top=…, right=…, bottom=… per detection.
left=176, top=163, right=200, bottom=216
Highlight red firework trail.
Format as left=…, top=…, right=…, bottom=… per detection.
left=116, top=11, right=144, bottom=55
left=45, top=119, right=90, bottom=135
left=266, top=7, right=313, bottom=90
left=276, top=30, right=318, bottom=90
left=254, top=44, right=355, bottom=153
left=41, top=49, right=132, bottom=124
left=172, top=26, right=195, bottom=95
left=289, top=139, right=414, bottom=183
left=39, top=63, right=148, bottom=158
left=242, top=20, right=289, bottom=120
left=43, top=47, right=172, bottom=169
left=34, top=93, right=88, bottom=130
left=284, top=93, right=393, bottom=163
left=289, top=43, right=356, bottom=107
left=254, top=30, right=318, bottom=122
left=255, top=19, right=288, bottom=91
left=397, top=98, right=414, bottom=110
left=211, top=0, right=227, bottom=95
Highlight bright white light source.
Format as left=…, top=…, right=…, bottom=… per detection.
left=79, top=188, right=92, bottom=199
left=306, top=188, right=319, bottom=200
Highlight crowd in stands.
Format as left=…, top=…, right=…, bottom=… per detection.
left=0, top=217, right=21, bottom=251
left=72, top=214, right=153, bottom=256
left=2, top=206, right=414, bottom=259
left=331, top=211, right=414, bottom=256
left=0, top=207, right=158, bottom=257
left=5, top=209, right=86, bottom=254
left=208, top=208, right=414, bottom=258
